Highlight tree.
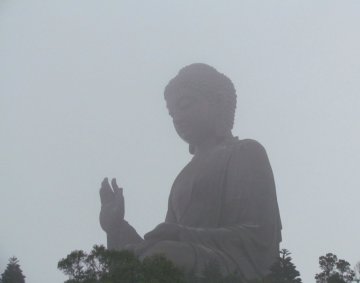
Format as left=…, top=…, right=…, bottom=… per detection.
left=1, top=257, right=25, bottom=283
left=315, top=253, right=355, bottom=283
left=335, top=259, right=355, bottom=283
left=58, top=245, right=186, bottom=283
left=265, top=249, right=302, bottom=283
left=141, top=254, right=185, bottom=283
left=59, top=246, right=304, bottom=283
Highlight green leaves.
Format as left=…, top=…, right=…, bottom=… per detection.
left=1, top=257, right=26, bottom=283
left=58, top=245, right=186, bottom=283
left=266, top=249, right=302, bottom=283
left=315, top=253, right=355, bottom=283
left=58, top=246, right=308, bottom=283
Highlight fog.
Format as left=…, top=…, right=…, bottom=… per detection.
left=1, top=1, right=359, bottom=282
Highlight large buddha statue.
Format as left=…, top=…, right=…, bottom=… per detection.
left=99, top=63, right=282, bottom=281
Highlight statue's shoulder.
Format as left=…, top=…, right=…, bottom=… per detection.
left=229, top=138, right=267, bottom=154
left=226, top=138, right=270, bottom=167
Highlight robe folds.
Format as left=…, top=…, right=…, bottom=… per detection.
left=165, top=138, right=282, bottom=280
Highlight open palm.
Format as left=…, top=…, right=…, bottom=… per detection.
left=99, top=177, right=125, bottom=233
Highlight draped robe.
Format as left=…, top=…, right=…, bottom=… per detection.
left=161, top=138, right=282, bottom=280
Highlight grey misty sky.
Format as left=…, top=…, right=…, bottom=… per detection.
left=1, top=1, right=359, bottom=282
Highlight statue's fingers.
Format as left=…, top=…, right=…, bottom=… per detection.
left=112, top=178, right=123, bottom=203
left=100, top=177, right=114, bottom=204
left=114, top=189, right=124, bottom=209
left=111, top=178, right=123, bottom=194
left=101, top=177, right=113, bottom=193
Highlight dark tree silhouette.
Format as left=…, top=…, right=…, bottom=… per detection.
left=58, top=245, right=186, bottom=283
left=265, top=249, right=302, bottom=283
left=59, top=245, right=305, bottom=283
left=1, top=257, right=25, bottom=283
left=58, top=245, right=248, bottom=283
left=315, top=253, right=338, bottom=283
left=315, top=253, right=355, bottom=283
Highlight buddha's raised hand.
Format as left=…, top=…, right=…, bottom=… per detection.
left=99, top=177, right=125, bottom=233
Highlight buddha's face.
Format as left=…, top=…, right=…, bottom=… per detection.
left=166, top=89, right=218, bottom=145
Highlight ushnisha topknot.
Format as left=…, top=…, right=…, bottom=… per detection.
left=164, top=63, right=237, bottom=130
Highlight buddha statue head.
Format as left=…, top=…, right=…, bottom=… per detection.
left=164, top=63, right=237, bottom=154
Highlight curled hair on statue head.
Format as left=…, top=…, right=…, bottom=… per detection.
left=164, top=63, right=237, bottom=132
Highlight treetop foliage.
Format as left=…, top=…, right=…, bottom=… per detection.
left=58, top=245, right=185, bottom=283
left=58, top=246, right=360, bottom=283
left=315, top=253, right=355, bottom=283
left=0, top=257, right=26, bottom=283
left=58, top=245, right=307, bottom=283
left=266, top=249, right=302, bottom=283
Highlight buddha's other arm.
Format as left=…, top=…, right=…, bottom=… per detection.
left=99, top=178, right=143, bottom=250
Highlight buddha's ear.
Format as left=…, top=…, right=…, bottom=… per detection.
left=214, top=108, right=231, bottom=139
left=189, top=144, right=195, bottom=155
